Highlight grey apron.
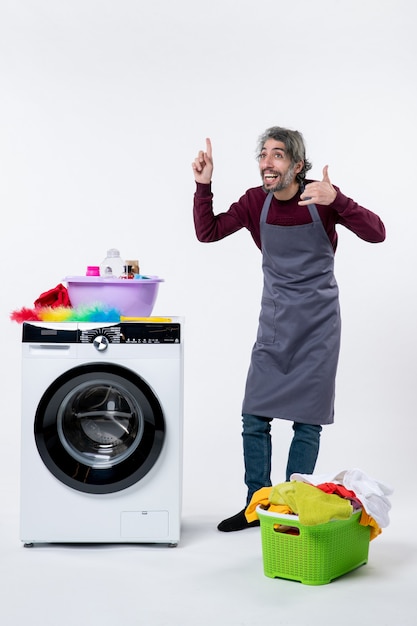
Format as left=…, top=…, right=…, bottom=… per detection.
left=242, top=191, right=341, bottom=424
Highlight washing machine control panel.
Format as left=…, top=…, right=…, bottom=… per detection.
left=22, top=322, right=181, bottom=344
left=81, top=323, right=180, bottom=345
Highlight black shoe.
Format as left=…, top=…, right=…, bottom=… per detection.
left=217, top=508, right=260, bottom=532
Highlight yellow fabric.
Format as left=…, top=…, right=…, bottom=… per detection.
left=269, top=481, right=353, bottom=526
left=359, top=509, right=382, bottom=540
left=244, top=487, right=292, bottom=523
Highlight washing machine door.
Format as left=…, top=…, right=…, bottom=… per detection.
left=34, top=363, right=165, bottom=494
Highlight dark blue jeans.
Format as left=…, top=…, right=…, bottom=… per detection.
left=242, top=413, right=322, bottom=505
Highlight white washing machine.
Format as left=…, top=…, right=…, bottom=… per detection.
left=20, top=319, right=183, bottom=547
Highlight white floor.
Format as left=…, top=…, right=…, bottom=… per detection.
left=1, top=491, right=416, bottom=626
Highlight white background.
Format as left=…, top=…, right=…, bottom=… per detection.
left=1, top=0, right=415, bottom=518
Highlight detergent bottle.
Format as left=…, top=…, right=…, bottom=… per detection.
left=100, top=248, right=125, bottom=278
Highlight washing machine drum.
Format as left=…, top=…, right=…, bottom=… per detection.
left=34, top=364, right=165, bottom=494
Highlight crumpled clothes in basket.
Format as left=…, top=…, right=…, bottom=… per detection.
left=246, top=483, right=382, bottom=540
left=291, top=468, right=393, bottom=528
left=245, top=482, right=352, bottom=526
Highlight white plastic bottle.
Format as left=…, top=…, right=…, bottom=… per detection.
left=100, top=248, right=125, bottom=278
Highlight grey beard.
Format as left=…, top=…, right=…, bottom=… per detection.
left=262, top=163, right=298, bottom=193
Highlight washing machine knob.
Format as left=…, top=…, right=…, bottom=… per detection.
left=93, top=335, right=109, bottom=351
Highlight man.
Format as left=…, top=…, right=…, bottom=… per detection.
left=192, top=127, right=385, bottom=532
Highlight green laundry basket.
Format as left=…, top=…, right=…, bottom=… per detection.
left=256, top=506, right=371, bottom=585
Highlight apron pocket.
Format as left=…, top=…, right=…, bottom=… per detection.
left=256, top=297, right=276, bottom=344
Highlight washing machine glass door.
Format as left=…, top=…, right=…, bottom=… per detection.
left=34, top=364, right=165, bottom=494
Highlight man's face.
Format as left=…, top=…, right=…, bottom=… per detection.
left=258, top=139, right=301, bottom=193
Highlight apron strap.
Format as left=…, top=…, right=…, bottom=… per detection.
left=260, top=192, right=273, bottom=224
left=307, top=202, right=321, bottom=222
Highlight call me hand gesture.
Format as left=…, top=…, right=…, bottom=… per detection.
left=299, top=165, right=337, bottom=206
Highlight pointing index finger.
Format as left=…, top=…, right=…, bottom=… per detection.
left=205, top=137, right=212, bottom=159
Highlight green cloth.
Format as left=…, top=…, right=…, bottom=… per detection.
left=269, top=481, right=353, bottom=526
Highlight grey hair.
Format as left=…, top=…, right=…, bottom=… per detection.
left=256, top=126, right=312, bottom=183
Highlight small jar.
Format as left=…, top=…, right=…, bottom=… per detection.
left=125, top=259, right=140, bottom=275
left=120, top=264, right=134, bottom=279
left=86, top=266, right=100, bottom=276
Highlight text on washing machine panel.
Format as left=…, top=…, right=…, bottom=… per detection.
left=81, top=323, right=181, bottom=344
